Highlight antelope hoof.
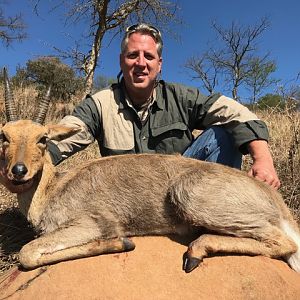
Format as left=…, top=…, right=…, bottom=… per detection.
left=122, top=237, right=136, bottom=251
left=183, top=256, right=201, bottom=273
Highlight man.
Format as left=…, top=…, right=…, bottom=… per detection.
left=47, top=23, right=279, bottom=189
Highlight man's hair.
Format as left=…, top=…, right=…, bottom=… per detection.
left=121, top=23, right=163, bottom=57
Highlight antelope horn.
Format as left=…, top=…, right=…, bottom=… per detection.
left=33, top=86, right=51, bottom=124
left=3, top=67, right=18, bottom=122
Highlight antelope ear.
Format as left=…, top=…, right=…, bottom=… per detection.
left=46, top=124, right=81, bottom=141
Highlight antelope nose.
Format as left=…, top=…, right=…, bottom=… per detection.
left=12, top=163, right=28, bottom=178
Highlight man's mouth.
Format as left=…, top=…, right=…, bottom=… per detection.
left=134, top=72, right=147, bottom=79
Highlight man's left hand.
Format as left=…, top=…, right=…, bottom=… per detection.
left=248, top=158, right=281, bottom=189
left=247, top=140, right=281, bottom=190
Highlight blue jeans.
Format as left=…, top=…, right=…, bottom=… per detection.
left=183, top=126, right=242, bottom=169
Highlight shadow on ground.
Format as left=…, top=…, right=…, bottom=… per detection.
left=0, top=208, right=35, bottom=273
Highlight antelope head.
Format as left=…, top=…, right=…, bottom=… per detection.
left=0, top=68, right=79, bottom=193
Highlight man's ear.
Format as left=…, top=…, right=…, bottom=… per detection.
left=46, top=124, right=81, bottom=142
left=158, top=57, right=163, bottom=73
left=120, top=53, right=125, bottom=70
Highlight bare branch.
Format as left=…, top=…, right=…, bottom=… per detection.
left=185, top=53, right=219, bottom=95
left=0, top=8, right=27, bottom=47
left=33, top=0, right=182, bottom=94
left=244, top=55, right=278, bottom=104
left=209, top=17, right=270, bottom=101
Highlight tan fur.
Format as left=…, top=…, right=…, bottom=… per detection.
left=1, top=120, right=300, bottom=273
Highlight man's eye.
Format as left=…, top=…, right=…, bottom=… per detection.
left=145, top=55, right=154, bottom=60
left=127, top=54, right=137, bottom=59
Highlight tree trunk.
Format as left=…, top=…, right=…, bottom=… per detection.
left=83, top=25, right=104, bottom=95
left=232, top=86, right=238, bottom=101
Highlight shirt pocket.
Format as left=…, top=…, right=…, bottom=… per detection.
left=150, top=122, right=190, bottom=154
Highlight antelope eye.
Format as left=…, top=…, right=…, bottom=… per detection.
left=37, top=136, right=47, bottom=145
left=1, top=134, right=9, bottom=145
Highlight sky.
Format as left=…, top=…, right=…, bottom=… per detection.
left=1, top=0, right=300, bottom=100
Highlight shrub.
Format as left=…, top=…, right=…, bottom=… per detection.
left=25, top=56, right=84, bottom=101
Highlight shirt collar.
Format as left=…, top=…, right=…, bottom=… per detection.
left=154, top=81, right=164, bottom=110
left=117, top=79, right=127, bottom=110
left=119, top=79, right=160, bottom=111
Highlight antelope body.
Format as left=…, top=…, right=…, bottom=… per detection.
left=1, top=69, right=300, bottom=273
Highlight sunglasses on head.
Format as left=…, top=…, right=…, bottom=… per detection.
left=126, top=24, right=161, bottom=37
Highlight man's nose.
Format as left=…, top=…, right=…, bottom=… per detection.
left=136, top=53, right=146, bottom=66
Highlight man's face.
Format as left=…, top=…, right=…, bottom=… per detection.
left=120, top=32, right=162, bottom=95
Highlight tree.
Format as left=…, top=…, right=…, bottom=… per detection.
left=26, top=56, right=84, bottom=101
left=186, top=17, right=272, bottom=101
left=92, top=74, right=116, bottom=92
left=212, top=18, right=270, bottom=101
left=13, top=64, right=31, bottom=89
left=255, top=93, right=284, bottom=110
left=34, top=0, right=181, bottom=94
left=0, top=6, right=27, bottom=46
left=244, top=56, right=278, bottom=104
left=185, top=52, right=220, bottom=95
left=276, top=75, right=300, bottom=110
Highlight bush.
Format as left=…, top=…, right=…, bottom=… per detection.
left=256, top=93, right=285, bottom=110
left=25, top=56, right=84, bottom=101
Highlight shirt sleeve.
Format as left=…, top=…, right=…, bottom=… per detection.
left=189, top=92, right=269, bottom=154
left=48, top=96, right=101, bottom=165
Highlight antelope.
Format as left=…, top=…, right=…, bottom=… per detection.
left=1, top=69, right=300, bottom=273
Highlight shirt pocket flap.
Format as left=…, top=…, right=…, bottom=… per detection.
left=151, top=122, right=187, bottom=137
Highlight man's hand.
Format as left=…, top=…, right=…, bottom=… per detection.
left=247, top=140, right=280, bottom=189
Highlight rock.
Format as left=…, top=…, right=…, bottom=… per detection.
left=1, top=236, right=300, bottom=300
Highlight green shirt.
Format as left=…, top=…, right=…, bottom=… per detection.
left=49, top=80, right=269, bottom=165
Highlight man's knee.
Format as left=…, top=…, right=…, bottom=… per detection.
left=183, top=126, right=242, bottom=168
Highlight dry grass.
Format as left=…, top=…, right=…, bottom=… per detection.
left=0, top=86, right=82, bottom=123
left=257, top=108, right=300, bottom=216
left=242, top=108, right=300, bottom=217
left=0, top=86, right=299, bottom=274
